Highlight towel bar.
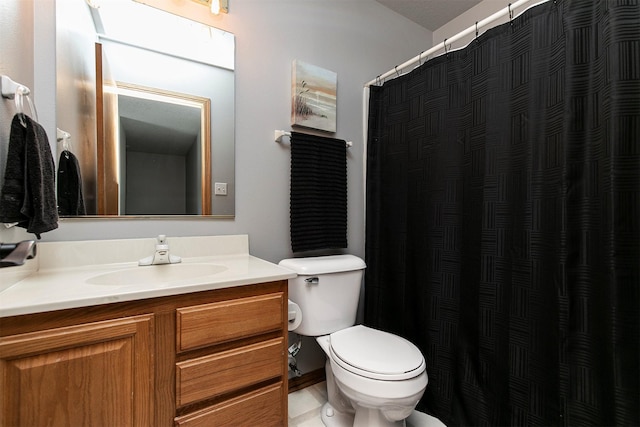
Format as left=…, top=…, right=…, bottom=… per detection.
left=275, top=130, right=352, bottom=148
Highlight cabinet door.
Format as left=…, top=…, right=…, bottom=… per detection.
left=0, top=315, right=154, bottom=427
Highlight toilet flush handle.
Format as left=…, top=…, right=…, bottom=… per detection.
left=305, top=277, right=319, bottom=285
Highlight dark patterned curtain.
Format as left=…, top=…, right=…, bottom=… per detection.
left=365, top=1, right=639, bottom=426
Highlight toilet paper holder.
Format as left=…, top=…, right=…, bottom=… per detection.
left=287, top=299, right=303, bottom=331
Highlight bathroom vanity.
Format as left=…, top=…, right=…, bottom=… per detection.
left=0, top=235, right=296, bottom=426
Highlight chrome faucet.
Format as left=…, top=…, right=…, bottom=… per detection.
left=0, top=240, right=36, bottom=268
left=138, top=235, right=181, bottom=266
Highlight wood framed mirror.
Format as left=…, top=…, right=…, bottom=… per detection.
left=56, top=0, right=234, bottom=218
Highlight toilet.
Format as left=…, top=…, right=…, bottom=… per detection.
left=280, top=255, right=427, bottom=427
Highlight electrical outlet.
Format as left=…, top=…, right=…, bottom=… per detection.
left=214, top=182, right=228, bottom=195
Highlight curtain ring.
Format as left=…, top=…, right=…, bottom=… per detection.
left=444, top=38, right=449, bottom=57
left=508, top=3, right=513, bottom=25
left=419, top=51, right=423, bottom=66
left=475, top=21, right=479, bottom=42
left=375, top=75, right=382, bottom=86
left=395, top=65, right=400, bottom=77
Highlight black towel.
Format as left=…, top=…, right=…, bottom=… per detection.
left=290, top=131, right=347, bottom=252
left=0, top=114, right=58, bottom=238
left=57, top=150, right=86, bottom=216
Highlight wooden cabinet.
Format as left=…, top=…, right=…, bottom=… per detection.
left=0, top=315, right=154, bottom=427
left=0, top=280, right=288, bottom=427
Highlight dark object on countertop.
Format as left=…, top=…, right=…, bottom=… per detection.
left=0, top=240, right=37, bottom=268
left=0, top=114, right=59, bottom=238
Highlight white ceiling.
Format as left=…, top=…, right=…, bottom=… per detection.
left=375, top=0, right=484, bottom=31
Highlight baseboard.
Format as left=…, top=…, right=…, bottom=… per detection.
left=288, top=367, right=326, bottom=394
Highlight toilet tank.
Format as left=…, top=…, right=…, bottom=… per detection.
left=279, top=255, right=366, bottom=336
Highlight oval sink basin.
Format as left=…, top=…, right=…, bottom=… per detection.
left=86, top=263, right=228, bottom=286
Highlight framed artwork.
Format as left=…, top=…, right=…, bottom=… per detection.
left=291, top=60, right=337, bottom=133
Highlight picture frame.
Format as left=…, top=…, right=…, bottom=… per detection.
left=291, top=60, right=337, bottom=133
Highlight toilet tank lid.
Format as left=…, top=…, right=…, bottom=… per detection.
left=279, top=255, right=366, bottom=275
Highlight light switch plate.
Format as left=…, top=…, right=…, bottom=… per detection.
left=214, top=182, right=228, bottom=195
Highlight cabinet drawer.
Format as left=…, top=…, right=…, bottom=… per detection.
left=177, top=293, right=284, bottom=352
left=174, top=382, right=284, bottom=427
left=176, top=337, right=284, bottom=407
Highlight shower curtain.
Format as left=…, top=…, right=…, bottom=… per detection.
left=365, top=1, right=639, bottom=426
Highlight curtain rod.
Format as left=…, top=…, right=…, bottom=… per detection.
left=365, top=0, right=546, bottom=87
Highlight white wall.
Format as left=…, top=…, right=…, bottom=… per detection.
left=125, top=151, right=186, bottom=215
left=1, top=0, right=432, bottom=264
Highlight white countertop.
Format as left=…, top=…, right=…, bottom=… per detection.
left=0, top=235, right=296, bottom=318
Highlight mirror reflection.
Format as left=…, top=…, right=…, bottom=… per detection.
left=55, top=0, right=235, bottom=217
left=110, top=83, right=211, bottom=215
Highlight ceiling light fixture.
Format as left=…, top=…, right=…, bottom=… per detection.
left=191, top=0, right=229, bottom=15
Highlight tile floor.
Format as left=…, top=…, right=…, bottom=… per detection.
left=288, top=382, right=447, bottom=427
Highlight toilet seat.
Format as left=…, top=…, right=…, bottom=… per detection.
left=329, top=325, right=425, bottom=381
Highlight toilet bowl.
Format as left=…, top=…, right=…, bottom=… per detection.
left=317, top=326, right=428, bottom=427
left=279, top=255, right=428, bottom=427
